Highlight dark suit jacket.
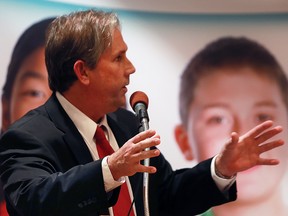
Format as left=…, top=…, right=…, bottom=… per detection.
left=0, top=94, right=236, bottom=216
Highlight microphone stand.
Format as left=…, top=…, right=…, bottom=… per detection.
left=139, top=110, right=150, bottom=216
left=130, top=91, right=150, bottom=216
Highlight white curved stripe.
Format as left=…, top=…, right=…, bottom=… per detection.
left=48, top=0, right=288, bottom=14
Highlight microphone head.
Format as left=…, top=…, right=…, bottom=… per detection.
left=129, top=91, right=149, bottom=110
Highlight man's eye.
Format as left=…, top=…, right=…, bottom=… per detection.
left=115, top=55, right=123, bottom=61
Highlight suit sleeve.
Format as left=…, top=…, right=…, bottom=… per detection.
left=150, top=153, right=237, bottom=216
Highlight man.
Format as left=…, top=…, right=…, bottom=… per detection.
left=0, top=10, right=284, bottom=216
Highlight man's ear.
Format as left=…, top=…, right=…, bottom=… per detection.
left=1, top=96, right=10, bottom=133
left=174, top=124, right=194, bottom=161
left=73, top=60, right=90, bottom=85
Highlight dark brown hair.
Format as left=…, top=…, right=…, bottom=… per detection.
left=45, top=9, right=120, bottom=93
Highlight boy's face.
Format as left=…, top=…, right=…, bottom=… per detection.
left=2, top=47, right=52, bottom=131
left=176, top=67, right=288, bottom=202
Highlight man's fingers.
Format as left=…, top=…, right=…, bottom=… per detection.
left=259, top=139, right=284, bottom=154
left=134, top=148, right=160, bottom=161
left=131, top=129, right=156, bottom=143
left=131, top=136, right=160, bottom=154
left=140, top=137, right=160, bottom=149
left=248, top=120, right=274, bottom=137
left=229, top=132, right=239, bottom=145
left=257, top=158, right=280, bottom=166
left=255, top=126, right=283, bottom=143
left=137, top=165, right=157, bottom=174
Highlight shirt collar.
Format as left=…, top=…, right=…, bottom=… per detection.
left=56, top=91, right=102, bottom=142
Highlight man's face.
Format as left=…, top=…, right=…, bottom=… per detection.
left=178, top=67, right=288, bottom=202
left=85, top=28, right=135, bottom=115
left=8, top=47, right=52, bottom=125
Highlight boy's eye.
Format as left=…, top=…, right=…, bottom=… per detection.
left=256, top=114, right=273, bottom=122
left=208, top=116, right=224, bottom=124
left=22, top=90, right=45, bottom=99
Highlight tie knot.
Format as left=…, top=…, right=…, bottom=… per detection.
left=95, top=125, right=107, bottom=143
left=95, top=125, right=114, bottom=157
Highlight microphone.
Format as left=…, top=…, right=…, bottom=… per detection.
left=129, top=91, right=150, bottom=216
left=129, top=91, right=149, bottom=132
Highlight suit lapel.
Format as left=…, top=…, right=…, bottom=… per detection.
left=45, top=94, right=93, bottom=164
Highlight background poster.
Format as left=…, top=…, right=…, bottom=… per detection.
left=0, top=0, right=288, bottom=214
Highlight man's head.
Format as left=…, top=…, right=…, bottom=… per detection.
left=45, top=9, right=121, bottom=93
left=45, top=9, right=135, bottom=121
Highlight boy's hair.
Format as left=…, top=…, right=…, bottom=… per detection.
left=2, top=17, right=55, bottom=101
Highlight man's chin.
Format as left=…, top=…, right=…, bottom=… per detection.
left=112, top=99, right=127, bottom=111
left=119, top=100, right=127, bottom=109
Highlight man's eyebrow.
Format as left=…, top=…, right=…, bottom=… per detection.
left=18, top=71, right=46, bottom=82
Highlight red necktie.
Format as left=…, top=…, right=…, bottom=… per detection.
left=0, top=200, right=9, bottom=216
left=95, top=125, right=135, bottom=216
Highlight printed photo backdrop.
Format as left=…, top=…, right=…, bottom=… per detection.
left=0, top=0, right=288, bottom=215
